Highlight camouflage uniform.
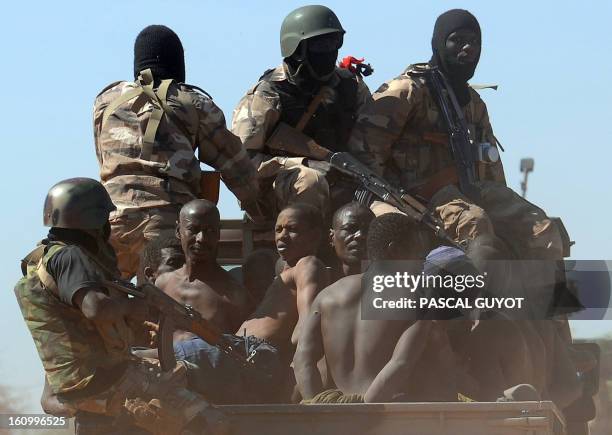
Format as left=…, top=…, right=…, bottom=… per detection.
left=94, top=80, right=258, bottom=278
left=349, top=63, right=563, bottom=258
left=232, top=64, right=370, bottom=214
left=15, top=240, right=222, bottom=434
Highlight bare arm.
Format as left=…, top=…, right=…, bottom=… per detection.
left=364, top=320, right=431, bottom=402
left=293, top=298, right=325, bottom=399
left=291, top=256, right=328, bottom=346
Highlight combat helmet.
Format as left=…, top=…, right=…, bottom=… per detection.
left=280, top=5, right=345, bottom=58
left=43, top=178, right=116, bottom=229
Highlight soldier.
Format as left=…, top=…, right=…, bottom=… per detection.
left=232, top=5, right=371, bottom=217
left=348, top=9, right=566, bottom=264
left=15, top=178, right=227, bottom=434
left=94, top=25, right=259, bottom=279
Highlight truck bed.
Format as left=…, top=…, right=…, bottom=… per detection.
left=220, top=401, right=565, bottom=435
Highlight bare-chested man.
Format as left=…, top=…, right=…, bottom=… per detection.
left=157, top=199, right=251, bottom=338
left=329, top=202, right=375, bottom=279
left=294, top=213, right=458, bottom=403
left=239, top=203, right=328, bottom=358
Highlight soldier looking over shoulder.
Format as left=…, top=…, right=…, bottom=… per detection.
left=15, top=178, right=227, bottom=435
left=94, top=25, right=258, bottom=279
left=232, top=5, right=371, bottom=217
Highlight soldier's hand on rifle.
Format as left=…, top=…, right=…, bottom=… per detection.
left=74, top=288, right=131, bottom=353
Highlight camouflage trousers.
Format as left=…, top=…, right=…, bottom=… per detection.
left=60, top=358, right=228, bottom=435
left=371, top=181, right=565, bottom=260
left=258, top=158, right=329, bottom=214
left=109, top=206, right=181, bottom=280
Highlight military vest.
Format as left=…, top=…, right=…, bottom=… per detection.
left=14, top=242, right=129, bottom=394
left=260, top=68, right=359, bottom=152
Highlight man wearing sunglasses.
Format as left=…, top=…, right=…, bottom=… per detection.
left=232, top=5, right=371, bottom=219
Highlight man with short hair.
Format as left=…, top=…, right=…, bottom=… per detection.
left=16, top=178, right=226, bottom=434
left=329, top=202, right=375, bottom=279
left=169, top=203, right=327, bottom=404
left=94, top=25, right=258, bottom=279
left=156, top=199, right=252, bottom=339
left=232, top=5, right=371, bottom=216
left=294, top=213, right=458, bottom=403
left=239, top=203, right=328, bottom=357
left=138, top=234, right=185, bottom=285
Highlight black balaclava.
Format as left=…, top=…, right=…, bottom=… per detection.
left=285, top=33, right=341, bottom=93
left=134, top=25, right=185, bottom=83
left=430, top=9, right=481, bottom=106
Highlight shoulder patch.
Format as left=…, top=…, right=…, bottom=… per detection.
left=95, top=80, right=124, bottom=98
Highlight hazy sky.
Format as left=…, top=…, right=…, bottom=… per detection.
left=1, top=0, right=611, bottom=410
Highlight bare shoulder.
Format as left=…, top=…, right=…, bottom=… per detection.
left=316, top=274, right=363, bottom=309
left=154, top=268, right=182, bottom=294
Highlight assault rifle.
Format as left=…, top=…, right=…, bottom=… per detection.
left=425, top=67, right=478, bottom=199
left=264, top=126, right=460, bottom=248
left=103, top=280, right=255, bottom=372
left=328, top=152, right=462, bottom=250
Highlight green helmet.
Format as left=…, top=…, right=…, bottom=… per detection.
left=43, top=178, right=116, bottom=229
left=280, top=5, right=345, bottom=58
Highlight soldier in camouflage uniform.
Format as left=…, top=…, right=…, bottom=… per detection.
left=15, top=178, right=227, bottom=435
left=94, top=25, right=258, bottom=279
left=232, top=5, right=370, bottom=217
left=348, top=9, right=565, bottom=261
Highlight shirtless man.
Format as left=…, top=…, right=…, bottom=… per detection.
left=156, top=199, right=251, bottom=338
left=169, top=203, right=327, bottom=404
left=329, top=202, right=375, bottom=279
left=294, top=213, right=458, bottom=403
left=137, top=234, right=185, bottom=285
left=239, top=203, right=328, bottom=358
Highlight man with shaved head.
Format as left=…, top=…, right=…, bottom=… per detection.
left=330, top=202, right=375, bottom=279
left=156, top=199, right=251, bottom=338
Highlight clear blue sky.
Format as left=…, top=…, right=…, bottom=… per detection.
left=1, top=0, right=611, bottom=410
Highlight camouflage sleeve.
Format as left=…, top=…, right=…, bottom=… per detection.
left=231, top=85, right=281, bottom=157
left=92, top=82, right=123, bottom=167
left=471, top=90, right=506, bottom=184
left=194, top=94, right=259, bottom=202
left=347, top=76, right=420, bottom=175
left=92, top=93, right=109, bottom=166
left=354, top=76, right=372, bottom=111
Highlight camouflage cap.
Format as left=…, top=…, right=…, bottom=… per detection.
left=280, top=5, right=345, bottom=58
left=43, top=178, right=116, bottom=229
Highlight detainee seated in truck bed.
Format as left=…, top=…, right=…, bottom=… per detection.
left=294, top=213, right=458, bottom=403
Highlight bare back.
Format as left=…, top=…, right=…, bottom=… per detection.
left=296, top=274, right=457, bottom=401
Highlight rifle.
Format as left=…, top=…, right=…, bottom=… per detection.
left=425, top=67, right=478, bottom=199
left=102, top=280, right=256, bottom=372
left=328, top=152, right=463, bottom=250
left=264, top=124, right=462, bottom=249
